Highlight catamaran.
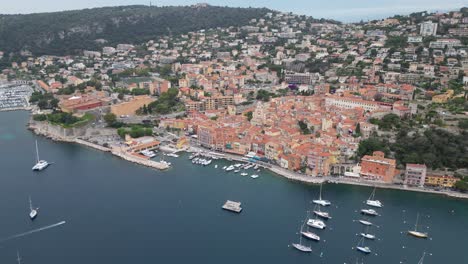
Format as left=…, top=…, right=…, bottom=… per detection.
left=366, top=187, right=383, bottom=208
left=32, top=140, right=49, bottom=171
left=361, top=208, right=379, bottom=216
left=308, top=206, right=327, bottom=229
left=408, top=213, right=428, bottom=238
left=292, top=221, right=313, bottom=253
left=356, top=237, right=371, bottom=254
left=313, top=183, right=331, bottom=206
left=29, top=196, right=38, bottom=220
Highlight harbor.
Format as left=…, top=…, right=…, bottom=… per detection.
left=0, top=110, right=467, bottom=264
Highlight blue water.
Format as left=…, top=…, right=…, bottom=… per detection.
left=0, top=111, right=466, bottom=263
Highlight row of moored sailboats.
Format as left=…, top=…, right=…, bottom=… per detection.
left=292, top=185, right=430, bottom=257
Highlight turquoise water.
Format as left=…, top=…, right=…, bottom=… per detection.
left=0, top=111, right=466, bottom=263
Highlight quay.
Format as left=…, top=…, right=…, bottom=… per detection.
left=222, top=200, right=242, bottom=213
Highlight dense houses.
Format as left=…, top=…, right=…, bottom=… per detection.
left=1, top=7, right=467, bottom=187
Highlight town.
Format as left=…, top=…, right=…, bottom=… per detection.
left=1, top=5, right=467, bottom=195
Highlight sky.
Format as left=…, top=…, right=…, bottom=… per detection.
left=1, top=0, right=466, bottom=22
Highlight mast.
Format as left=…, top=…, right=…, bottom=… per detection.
left=29, top=196, right=33, bottom=211
left=414, top=213, right=420, bottom=231
left=369, top=187, right=376, bottom=200
left=319, top=183, right=323, bottom=200
left=418, top=252, right=426, bottom=264
left=35, top=140, right=40, bottom=163
left=17, top=250, right=21, bottom=264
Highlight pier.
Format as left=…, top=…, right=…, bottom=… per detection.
left=222, top=200, right=242, bottom=213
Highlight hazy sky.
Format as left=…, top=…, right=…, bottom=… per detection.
left=1, top=0, right=466, bottom=22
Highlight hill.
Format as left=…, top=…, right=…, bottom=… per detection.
left=0, top=5, right=272, bottom=55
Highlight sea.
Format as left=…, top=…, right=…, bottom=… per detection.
left=0, top=110, right=466, bottom=263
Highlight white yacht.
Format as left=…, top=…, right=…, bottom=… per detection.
left=313, top=183, right=331, bottom=206
left=214, top=164, right=218, bottom=169
left=32, top=140, right=49, bottom=171
left=240, top=173, right=248, bottom=176
left=140, top=149, right=156, bottom=158
left=160, top=160, right=172, bottom=167
left=29, top=196, right=38, bottom=220
left=222, top=166, right=227, bottom=170
left=366, top=187, right=383, bottom=208
left=234, top=169, right=240, bottom=173
left=307, top=218, right=326, bottom=229
left=359, top=220, right=373, bottom=226
left=361, top=209, right=379, bottom=216
left=166, top=153, right=179, bottom=158
left=225, top=165, right=235, bottom=171
left=301, top=230, right=320, bottom=241
left=356, top=238, right=371, bottom=254
left=250, top=174, right=259, bottom=179
left=408, top=213, right=428, bottom=238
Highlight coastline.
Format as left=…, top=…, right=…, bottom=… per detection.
left=24, top=113, right=468, bottom=200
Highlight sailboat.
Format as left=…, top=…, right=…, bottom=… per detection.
left=292, top=221, right=313, bottom=253
left=366, top=187, right=383, bottom=208
left=312, top=183, right=331, bottom=206
left=32, top=140, right=49, bottom=171
left=301, top=213, right=320, bottom=241
left=29, top=196, right=38, bottom=220
left=408, top=213, right=428, bottom=238
left=356, top=237, right=371, bottom=254
left=360, top=226, right=376, bottom=240
left=361, top=208, right=379, bottom=216
left=359, top=219, right=373, bottom=226
left=313, top=206, right=332, bottom=219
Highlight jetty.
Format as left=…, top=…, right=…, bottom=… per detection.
left=222, top=200, right=242, bottom=213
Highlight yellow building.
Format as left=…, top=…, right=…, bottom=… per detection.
left=432, top=89, right=454, bottom=103
left=424, top=175, right=459, bottom=188
left=111, top=95, right=154, bottom=116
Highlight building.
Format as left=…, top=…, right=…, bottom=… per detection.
left=360, top=151, right=396, bottom=183
left=419, top=22, right=438, bottom=36
left=429, top=39, right=462, bottom=49
left=307, top=150, right=331, bottom=177
left=285, top=72, right=314, bottom=85
left=325, top=95, right=382, bottom=112
left=404, top=164, right=427, bottom=187
left=425, top=175, right=459, bottom=188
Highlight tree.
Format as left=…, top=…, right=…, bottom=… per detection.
left=118, top=93, right=124, bottom=100
left=103, top=113, right=117, bottom=127
left=355, top=123, right=361, bottom=137
left=37, top=99, right=48, bottom=110
left=50, top=98, right=59, bottom=109
left=245, top=111, right=253, bottom=121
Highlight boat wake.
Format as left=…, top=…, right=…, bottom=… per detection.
left=0, top=221, right=66, bottom=243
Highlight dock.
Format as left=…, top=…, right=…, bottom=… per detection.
left=222, top=200, right=242, bottom=213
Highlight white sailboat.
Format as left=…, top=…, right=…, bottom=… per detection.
left=313, top=207, right=332, bottom=219
left=360, top=226, right=376, bottom=240
left=301, top=214, right=320, bottom=241
left=307, top=205, right=327, bottom=229
left=32, top=140, right=49, bottom=171
left=292, top=221, right=313, bottom=253
left=313, top=183, right=331, bottom=206
left=408, top=213, right=428, bottom=238
left=361, top=208, right=379, bottom=216
left=356, top=237, right=371, bottom=254
left=366, top=187, right=383, bottom=208
left=359, top=219, right=373, bottom=226
left=29, top=196, right=38, bottom=220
